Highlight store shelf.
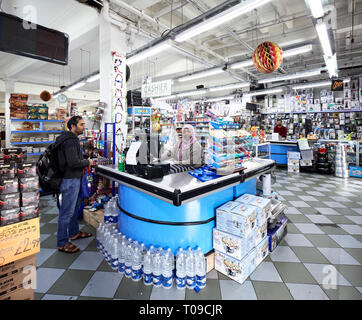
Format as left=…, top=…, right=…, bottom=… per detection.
left=11, top=141, right=55, bottom=145
left=11, top=130, right=63, bottom=133
left=262, top=109, right=362, bottom=115
left=11, top=119, right=64, bottom=122
left=28, top=152, right=42, bottom=156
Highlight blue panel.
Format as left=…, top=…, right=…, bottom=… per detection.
left=271, top=153, right=288, bottom=165
left=270, top=144, right=299, bottom=154
left=234, top=178, right=257, bottom=198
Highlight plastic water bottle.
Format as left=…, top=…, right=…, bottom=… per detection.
left=96, top=223, right=104, bottom=250
left=112, top=196, right=119, bottom=224
left=152, top=248, right=163, bottom=287
left=118, top=235, right=127, bottom=274
left=149, top=245, right=156, bottom=258
left=131, top=246, right=143, bottom=282
left=142, top=250, right=153, bottom=286
left=195, top=246, right=206, bottom=289
left=124, top=240, right=133, bottom=278
left=110, top=235, right=119, bottom=270
left=106, top=234, right=116, bottom=265
left=186, top=247, right=196, bottom=289
left=104, top=201, right=111, bottom=224
left=139, top=243, right=147, bottom=265
left=162, top=248, right=174, bottom=289
left=176, top=248, right=186, bottom=290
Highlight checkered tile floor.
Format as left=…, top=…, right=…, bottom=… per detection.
left=34, top=169, right=362, bottom=300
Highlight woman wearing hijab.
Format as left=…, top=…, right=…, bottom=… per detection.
left=161, top=124, right=202, bottom=165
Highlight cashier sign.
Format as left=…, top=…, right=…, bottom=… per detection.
left=142, top=80, right=172, bottom=98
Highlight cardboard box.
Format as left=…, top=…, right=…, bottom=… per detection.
left=214, top=250, right=249, bottom=285
left=300, top=159, right=312, bottom=167
left=254, top=220, right=268, bottom=247
left=0, top=254, right=36, bottom=276
left=255, top=237, right=269, bottom=267
left=234, top=194, right=257, bottom=204
left=288, top=159, right=300, bottom=166
left=83, top=208, right=104, bottom=229
left=205, top=251, right=214, bottom=273
left=248, top=196, right=271, bottom=225
left=216, top=203, right=257, bottom=237
left=247, top=248, right=257, bottom=275
left=268, top=217, right=288, bottom=252
left=288, top=166, right=300, bottom=173
left=287, top=152, right=301, bottom=159
left=0, top=288, right=34, bottom=300
left=213, top=228, right=249, bottom=261
left=0, top=218, right=40, bottom=266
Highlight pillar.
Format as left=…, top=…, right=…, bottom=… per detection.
left=4, top=80, right=15, bottom=148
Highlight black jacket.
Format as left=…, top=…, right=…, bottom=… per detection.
left=57, top=131, right=89, bottom=179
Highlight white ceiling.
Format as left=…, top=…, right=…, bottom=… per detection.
left=0, top=0, right=362, bottom=99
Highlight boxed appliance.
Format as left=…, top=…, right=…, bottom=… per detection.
left=19, top=177, right=39, bottom=193
left=216, top=201, right=238, bottom=214
left=288, top=159, right=300, bottom=166
left=213, top=228, right=248, bottom=261
left=0, top=208, right=21, bottom=226
left=288, top=165, right=300, bottom=173
left=0, top=193, right=20, bottom=210
left=268, top=216, right=288, bottom=252
left=214, top=250, right=250, bottom=285
left=17, top=163, right=37, bottom=178
left=21, top=191, right=40, bottom=207
left=254, top=220, right=268, bottom=247
left=20, top=205, right=39, bottom=221
left=287, top=152, right=301, bottom=159
left=0, top=178, right=19, bottom=195
left=0, top=163, right=16, bottom=179
left=300, top=159, right=312, bottom=166
left=248, top=196, right=271, bottom=225
left=216, top=203, right=257, bottom=237
left=255, top=236, right=269, bottom=267
left=234, top=193, right=257, bottom=204
left=247, top=247, right=257, bottom=275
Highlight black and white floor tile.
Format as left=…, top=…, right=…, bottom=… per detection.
left=34, top=169, right=362, bottom=300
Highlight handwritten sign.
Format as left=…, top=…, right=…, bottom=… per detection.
left=0, top=218, right=40, bottom=266
left=142, top=80, right=172, bottom=98
left=331, top=80, right=343, bottom=91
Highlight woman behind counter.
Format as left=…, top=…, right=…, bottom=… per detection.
left=161, top=124, right=202, bottom=166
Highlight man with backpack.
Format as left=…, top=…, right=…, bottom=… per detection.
left=55, top=116, right=96, bottom=253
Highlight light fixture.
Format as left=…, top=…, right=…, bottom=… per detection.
left=292, top=80, right=331, bottom=90
left=316, top=20, right=333, bottom=57
left=177, top=68, right=224, bottom=82
left=67, top=81, right=85, bottom=91
left=230, top=60, right=254, bottom=70
left=127, top=42, right=171, bottom=65
left=258, top=68, right=322, bottom=84
left=175, top=0, right=272, bottom=42
left=282, top=44, right=313, bottom=58
left=205, top=95, right=235, bottom=102
left=244, top=88, right=283, bottom=97
left=324, top=53, right=338, bottom=78
left=155, top=94, right=178, bottom=101
left=177, top=89, right=207, bottom=97
left=209, top=82, right=250, bottom=92
left=53, top=93, right=60, bottom=99
left=305, top=0, right=324, bottom=18
left=86, top=73, right=100, bottom=83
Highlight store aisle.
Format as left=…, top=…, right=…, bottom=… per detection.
left=34, top=170, right=362, bottom=300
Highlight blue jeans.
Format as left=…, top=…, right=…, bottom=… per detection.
left=57, top=178, right=82, bottom=247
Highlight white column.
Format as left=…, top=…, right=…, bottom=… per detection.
left=4, top=80, right=15, bottom=148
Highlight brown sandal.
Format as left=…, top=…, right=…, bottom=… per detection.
left=70, top=231, right=92, bottom=241
left=58, top=242, right=80, bottom=253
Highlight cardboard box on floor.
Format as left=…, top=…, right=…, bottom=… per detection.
left=83, top=208, right=104, bottom=229
left=0, top=254, right=36, bottom=300
left=0, top=218, right=40, bottom=266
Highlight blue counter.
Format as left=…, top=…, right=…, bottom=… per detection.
left=259, top=141, right=299, bottom=165
left=96, top=159, right=274, bottom=255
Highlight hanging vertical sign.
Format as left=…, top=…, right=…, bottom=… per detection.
left=112, top=52, right=128, bottom=160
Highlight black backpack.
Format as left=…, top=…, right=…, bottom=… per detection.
left=36, top=135, right=72, bottom=193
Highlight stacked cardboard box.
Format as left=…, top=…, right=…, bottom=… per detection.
left=213, top=194, right=270, bottom=284
left=287, top=152, right=300, bottom=173
left=0, top=255, right=36, bottom=300
left=9, top=94, right=28, bottom=119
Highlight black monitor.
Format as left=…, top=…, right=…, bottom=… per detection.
left=0, top=12, right=69, bottom=65
left=246, top=102, right=257, bottom=112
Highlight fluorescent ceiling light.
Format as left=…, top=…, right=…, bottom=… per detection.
left=155, top=94, right=178, bottom=101
left=177, top=90, right=207, bottom=97
left=306, top=0, right=324, bottom=18
left=127, top=42, right=171, bottom=65
left=209, top=82, right=250, bottom=92
left=316, top=21, right=332, bottom=57
left=324, top=53, right=338, bottom=78
left=245, top=88, right=283, bottom=97
left=178, top=68, right=224, bottom=82
left=283, top=44, right=313, bottom=58
left=205, top=95, right=235, bottom=102
left=258, top=68, right=321, bottom=84
left=343, top=78, right=350, bottom=83
left=53, top=93, right=60, bottom=99
left=292, top=80, right=331, bottom=90
left=175, top=0, right=272, bottom=42
left=67, top=81, right=85, bottom=91
left=87, top=73, right=100, bottom=83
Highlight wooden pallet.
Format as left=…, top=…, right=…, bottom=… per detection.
left=83, top=208, right=104, bottom=229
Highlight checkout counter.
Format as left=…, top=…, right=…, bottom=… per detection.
left=264, top=140, right=299, bottom=165
left=95, top=158, right=275, bottom=254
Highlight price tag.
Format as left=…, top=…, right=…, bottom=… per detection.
left=0, top=218, right=40, bottom=266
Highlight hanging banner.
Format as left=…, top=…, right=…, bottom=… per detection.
left=112, top=52, right=127, bottom=159
left=141, top=79, right=172, bottom=98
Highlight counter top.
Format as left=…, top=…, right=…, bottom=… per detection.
left=95, top=158, right=275, bottom=206
left=267, top=140, right=298, bottom=145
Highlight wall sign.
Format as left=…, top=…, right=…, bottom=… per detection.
left=141, top=79, right=172, bottom=98
left=331, top=80, right=343, bottom=91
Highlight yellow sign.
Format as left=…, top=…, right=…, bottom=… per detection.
left=0, top=218, right=40, bottom=266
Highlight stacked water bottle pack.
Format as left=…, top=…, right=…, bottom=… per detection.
left=96, top=223, right=207, bottom=291
left=103, top=195, right=119, bottom=224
